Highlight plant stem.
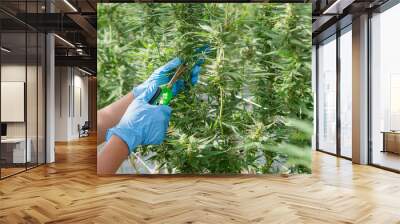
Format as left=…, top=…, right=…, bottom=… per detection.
left=219, top=86, right=224, bottom=135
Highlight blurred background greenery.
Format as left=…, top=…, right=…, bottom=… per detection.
left=98, top=3, right=313, bottom=174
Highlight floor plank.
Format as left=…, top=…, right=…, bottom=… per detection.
left=0, top=135, right=399, bottom=223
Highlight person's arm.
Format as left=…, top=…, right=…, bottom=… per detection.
left=97, top=50, right=208, bottom=173
left=97, top=93, right=133, bottom=144
left=97, top=57, right=183, bottom=144
left=97, top=86, right=172, bottom=175
left=97, top=135, right=129, bottom=174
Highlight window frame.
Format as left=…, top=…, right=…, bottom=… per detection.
left=315, top=23, right=353, bottom=160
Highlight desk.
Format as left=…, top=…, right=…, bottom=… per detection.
left=382, top=131, right=400, bottom=154
left=1, top=138, right=31, bottom=163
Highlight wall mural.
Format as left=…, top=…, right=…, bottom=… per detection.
left=97, top=3, right=312, bottom=175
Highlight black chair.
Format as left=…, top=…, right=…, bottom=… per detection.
left=79, top=121, right=90, bottom=138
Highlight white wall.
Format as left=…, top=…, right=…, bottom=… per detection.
left=1, top=63, right=46, bottom=164
left=1, top=65, right=36, bottom=137
left=72, top=73, right=89, bottom=138
left=55, top=67, right=69, bottom=141
left=54, top=67, right=89, bottom=141
left=1, top=65, right=26, bottom=140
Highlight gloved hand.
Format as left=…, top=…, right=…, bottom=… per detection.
left=133, top=45, right=211, bottom=98
left=132, top=57, right=182, bottom=98
left=171, top=59, right=204, bottom=96
left=170, top=45, right=211, bottom=96
left=107, top=85, right=172, bottom=155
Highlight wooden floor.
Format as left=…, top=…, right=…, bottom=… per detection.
left=1, top=167, right=26, bottom=178
left=1, top=135, right=400, bottom=224
left=372, top=150, right=400, bottom=171
left=1, top=163, right=45, bottom=178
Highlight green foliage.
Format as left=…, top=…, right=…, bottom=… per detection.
left=98, top=3, right=313, bottom=174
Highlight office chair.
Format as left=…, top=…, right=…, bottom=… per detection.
left=79, top=121, right=90, bottom=138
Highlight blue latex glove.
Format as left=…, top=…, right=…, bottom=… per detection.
left=171, top=45, right=211, bottom=96
left=171, top=61, right=203, bottom=96
left=132, top=57, right=183, bottom=97
left=107, top=85, right=172, bottom=155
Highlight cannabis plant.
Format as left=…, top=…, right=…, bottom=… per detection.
left=98, top=3, right=312, bottom=174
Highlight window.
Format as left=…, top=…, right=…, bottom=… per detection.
left=339, top=26, right=352, bottom=158
left=370, top=3, right=400, bottom=171
left=317, top=35, right=337, bottom=154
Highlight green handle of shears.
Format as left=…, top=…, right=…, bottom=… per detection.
left=149, top=85, right=173, bottom=105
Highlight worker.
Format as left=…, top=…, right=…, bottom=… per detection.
left=97, top=57, right=204, bottom=174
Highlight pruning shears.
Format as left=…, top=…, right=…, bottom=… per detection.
left=149, top=64, right=187, bottom=105
left=149, top=44, right=211, bottom=105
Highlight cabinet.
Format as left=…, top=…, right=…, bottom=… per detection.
left=382, top=132, right=400, bottom=154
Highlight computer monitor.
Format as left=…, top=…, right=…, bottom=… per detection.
left=1, top=123, right=7, bottom=137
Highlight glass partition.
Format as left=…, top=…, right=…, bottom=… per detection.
left=0, top=1, right=46, bottom=179
left=38, top=32, right=45, bottom=165
left=26, top=0, right=46, bottom=169
left=339, top=26, right=352, bottom=158
left=317, top=35, right=337, bottom=154
left=371, top=3, right=400, bottom=171
left=27, top=30, right=38, bottom=169
left=1, top=30, right=28, bottom=177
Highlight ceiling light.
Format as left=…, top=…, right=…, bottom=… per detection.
left=78, top=67, right=92, bottom=76
left=322, top=0, right=354, bottom=15
left=1, top=47, right=11, bottom=53
left=54, top=34, right=75, bottom=48
left=76, top=48, right=85, bottom=55
left=63, top=0, right=78, bottom=12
